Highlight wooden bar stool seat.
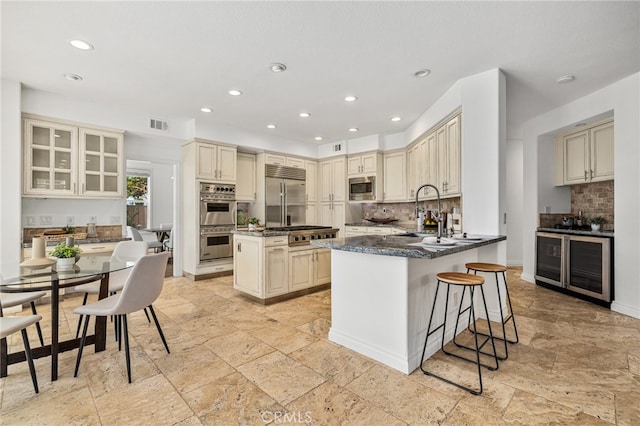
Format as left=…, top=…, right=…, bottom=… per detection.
left=419, top=271, right=499, bottom=395
left=465, top=262, right=519, bottom=361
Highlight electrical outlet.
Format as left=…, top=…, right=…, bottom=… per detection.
left=66, top=216, right=75, bottom=226
left=89, top=216, right=97, bottom=224
left=40, top=215, right=53, bottom=225
left=110, top=216, right=121, bottom=224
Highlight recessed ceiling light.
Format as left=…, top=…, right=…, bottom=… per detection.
left=228, top=89, right=243, bottom=96
left=269, top=63, right=287, bottom=72
left=344, top=96, right=358, bottom=102
left=390, top=116, right=401, bottom=122
left=414, top=69, right=431, bottom=78
left=70, top=39, right=94, bottom=50
left=200, top=107, right=213, bottom=113
left=64, top=73, right=83, bottom=81
left=349, top=128, right=359, bottom=132
left=299, top=112, right=311, bottom=118
left=314, top=136, right=323, bottom=141
left=266, top=124, right=276, bottom=129
left=557, top=75, right=575, bottom=84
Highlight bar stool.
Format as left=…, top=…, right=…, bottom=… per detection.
left=465, top=262, right=519, bottom=360
left=420, top=272, right=499, bottom=395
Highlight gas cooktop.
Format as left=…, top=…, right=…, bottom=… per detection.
left=266, top=226, right=333, bottom=232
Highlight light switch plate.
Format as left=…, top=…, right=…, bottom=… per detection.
left=26, top=216, right=36, bottom=226
left=110, top=216, right=120, bottom=224
left=89, top=216, right=97, bottom=223
left=40, top=215, right=53, bottom=225
left=66, top=216, right=75, bottom=226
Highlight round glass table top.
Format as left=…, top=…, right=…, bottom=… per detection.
left=0, top=255, right=137, bottom=288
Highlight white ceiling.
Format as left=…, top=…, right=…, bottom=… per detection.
left=2, top=1, right=638, bottom=145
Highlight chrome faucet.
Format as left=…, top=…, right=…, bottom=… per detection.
left=415, top=184, right=443, bottom=239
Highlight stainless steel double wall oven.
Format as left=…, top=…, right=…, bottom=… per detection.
left=200, top=183, right=236, bottom=261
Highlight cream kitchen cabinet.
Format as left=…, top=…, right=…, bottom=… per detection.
left=289, top=246, right=331, bottom=291
left=437, top=115, right=461, bottom=196
left=320, top=201, right=345, bottom=234
left=558, top=120, right=614, bottom=185
left=347, top=152, right=381, bottom=176
left=345, top=226, right=368, bottom=237
left=233, top=235, right=263, bottom=297
left=383, top=150, right=407, bottom=202
left=236, top=152, right=256, bottom=201
left=23, top=116, right=124, bottom=198
left=319, top=157, right=346, bottom=202
left=305, top=160, right=317, bottom=202
left=407, top=137, right=427, bottom=200
left=265, top=153, right=305, bottom=169
left=306, top=203, right=317, bottom=225
left=197, top=142, right=237, bottom=183
left=265, top=244, right=289, bottom=297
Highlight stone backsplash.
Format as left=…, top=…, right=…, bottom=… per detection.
left=362, top=197, right=462, bottom=223
left=539, top=180, right=614, bottom=230
left=22, top=225, right=124, bottom=243
left=571, top=180, right=614, bottom=228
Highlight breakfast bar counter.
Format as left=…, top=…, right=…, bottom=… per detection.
left=311, top=233, right=506, bottom=374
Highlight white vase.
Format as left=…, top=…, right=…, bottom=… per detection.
left=248, top=224, right=255, bottom=231
left=591, top=224, right=601, bottom=231
left=56, top=257, right=76, bottom=269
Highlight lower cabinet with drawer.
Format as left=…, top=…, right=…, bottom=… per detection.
left=233, top=233, right=330, bottom=304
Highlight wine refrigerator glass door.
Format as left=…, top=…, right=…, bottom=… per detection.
left=566, top=236, right=611, bottom=301
left=535, top=232, right=565, bottom=287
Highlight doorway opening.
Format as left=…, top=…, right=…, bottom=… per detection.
left=126, top=174, right=149, bottom=229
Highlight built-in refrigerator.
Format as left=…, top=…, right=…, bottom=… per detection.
left=265, top=164, right=306, bottom=227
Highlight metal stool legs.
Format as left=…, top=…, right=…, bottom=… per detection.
left=466, top=268, right=519, bottom=360
left=420, top=278, right=499, bottom=395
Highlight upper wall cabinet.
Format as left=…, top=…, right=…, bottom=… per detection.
left=406, top=113, right=461, bottom=201
left=197, top=142, right=237, bottom=183
left=264, top=153, right=305, bottom=169
left=347, top=152, right=381, bottom=176
left=555, top=119, right=614, bottom=186
left=383, top=150, right=406, bottom=202
left=236, top=152, right=256, bottom=201
left=23, top=116, right=124, bottom=198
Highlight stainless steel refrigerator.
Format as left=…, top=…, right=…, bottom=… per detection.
left=265, top=164, right=306, bottom=227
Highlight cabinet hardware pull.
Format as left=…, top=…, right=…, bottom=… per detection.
left=584, top=170, right=588, bottom=181
left=590, top=169, right=594, bottom=179
left=237, top=242, right=241, bottom=252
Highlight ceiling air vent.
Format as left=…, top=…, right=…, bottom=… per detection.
left=333, top=143, right=342, bottom=152
left=149, top=118, right=169, bottom=132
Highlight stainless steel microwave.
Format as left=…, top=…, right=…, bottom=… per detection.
left=349, top=177, right=375, bottom=201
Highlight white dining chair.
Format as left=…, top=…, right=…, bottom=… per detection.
left=74, top=252, right=171, bottom=383
left=73, top=241, right=149, bottom=338
left=127, top=226, right=163, bottom=253
left=0, top=315, right=43, bottom=393
left=1, top=292, right=46, bottom=346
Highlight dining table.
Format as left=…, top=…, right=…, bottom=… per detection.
left=0, top=255, right=137, bottom=381
left=143, top=227, right=172, bottom=243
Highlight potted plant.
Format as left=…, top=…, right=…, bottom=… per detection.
left=589, top=216, right=607, bottom=231
left=50, top=243, right=82, bottom=269
left=247, top=217, right=260, bottom=231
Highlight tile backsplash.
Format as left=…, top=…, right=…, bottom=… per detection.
left=22, top=225, right=123, bottom=243
left=539, top=180, right=614, bottom=230
left=362, top=197, right=462, bottom=225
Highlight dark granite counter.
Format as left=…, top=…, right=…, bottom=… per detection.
left=22, top=237, right=131, bottom=248
left=537, top=227, right=614, bottom=237
left=232, top=229, right=289, bottom=238
left=311, top=234, right=506, bottom=259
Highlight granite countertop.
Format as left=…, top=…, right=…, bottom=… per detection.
left=311, top=234, right=506, bottom=259
left=233, top=229, right=289, bottom=237
left=22, top=237, right=131, bottom=248
left=537, top=227, right=614, bottom=237
left=345, top=222, right=414, bottom=230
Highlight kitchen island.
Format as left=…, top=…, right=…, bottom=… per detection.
left=311, top=233, right=506, bottom=374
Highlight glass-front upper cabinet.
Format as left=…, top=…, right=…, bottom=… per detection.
left=23, top=118, right=78, bottom=196
left=79, top=129, right=124, bottom=197
left=23, top=115, right=124, bottom=199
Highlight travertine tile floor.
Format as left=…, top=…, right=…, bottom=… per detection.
left=1, top=268, right=639, bottom=425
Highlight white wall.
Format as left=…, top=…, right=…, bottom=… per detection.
left=0, top=80, right=23, bottom=265
left=522, top=72, right=640, bottom=318
left=506, top=139, right=523, bottom=266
